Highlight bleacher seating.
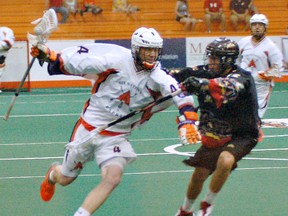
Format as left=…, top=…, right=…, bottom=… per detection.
left=0, top=0, right=287, bottom=41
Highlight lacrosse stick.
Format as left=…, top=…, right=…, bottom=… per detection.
left=66, top=88, right=183, bottom=149
left=3, top=9, right=58, bottom=121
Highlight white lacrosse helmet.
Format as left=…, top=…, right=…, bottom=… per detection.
left=131, top=27, right=163, bottom=70
left=250, top=14, right=269, bottom=26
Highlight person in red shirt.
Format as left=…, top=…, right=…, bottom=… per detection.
left=204, top=0, right=226, bottom=33
left=47, top=0, right=69, bottom=23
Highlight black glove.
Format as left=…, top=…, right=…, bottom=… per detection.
left=180, top=76, right=209, bottom=94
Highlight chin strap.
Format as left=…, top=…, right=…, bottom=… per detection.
left=142, top=61, right=156, bottom=70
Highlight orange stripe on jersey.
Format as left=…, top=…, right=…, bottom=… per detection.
left=70, top=119, right=82, bottom=142
left=80, top=117, right=95, bottom=131
left=91, top=69, right=118, bottom=93
left=82, top=98, right=91, bottom=115
left=79, top=117, right=128, bottom=136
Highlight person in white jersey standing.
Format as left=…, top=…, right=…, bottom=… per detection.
left=30, top=27, right=200, bottom=216
left=0, top=26, right=15, bottom=93
left=237, top=14, right=283, bottom=118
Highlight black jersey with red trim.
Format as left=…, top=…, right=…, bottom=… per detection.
left=171, top=65, right=260, bottom=144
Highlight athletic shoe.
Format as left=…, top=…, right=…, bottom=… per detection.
left=197, top=201, right=214, bottom=216
left=175, top=206, right=195, bottom=216
left=40, top=162, right=59, bottom=202
left=92, top=7, right=103, bottom=15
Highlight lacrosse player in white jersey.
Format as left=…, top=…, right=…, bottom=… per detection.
left=31, top=27, right=200, bottom=216
left=0, top=26, right=15, bottom=93
left=237, top=14, right=284, bottom=118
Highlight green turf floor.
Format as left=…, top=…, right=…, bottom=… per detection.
left=0, top=82, right=288, bottom=215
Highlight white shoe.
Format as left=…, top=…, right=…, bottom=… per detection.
left=0, top=89, right=2, bottom=93
left=197, top=201, right=214, bottom=216
left=175, top=206, right=195, bottom=216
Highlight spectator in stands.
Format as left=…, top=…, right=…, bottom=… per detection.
left=112, top=0, right=140, bottom=14
left=0, top=26, right=15, bottom=93
left=229, top=0, right=251, bottom=31
left=248, top=0, right=259, bottom=15
left=203, top=0, right=226, bottom=33
left=81, top=0, right=103, bottom=15
left=46, top=0, right=69, bottom=23
left=64, top=0, right=83, bottom=17
left=175, top=0, right=197, bottom=32
left=286, top=26, right=288, bottom=35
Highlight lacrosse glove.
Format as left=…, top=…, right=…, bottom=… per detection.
left=180, top=76, right=209, bottom=95
left=176, top=111, right=201, bottom=145
left=30, top=44, right=57, bottom=65
left=258, top=65, right=282, bottom=82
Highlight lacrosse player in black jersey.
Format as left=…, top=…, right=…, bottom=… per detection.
left=173, top=37, right=261, bottom=216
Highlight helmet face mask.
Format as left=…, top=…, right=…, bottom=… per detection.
left=131, top=27, right=163, bottom=70
left=204, top=37, right=239, bottom=77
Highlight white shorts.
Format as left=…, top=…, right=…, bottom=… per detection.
left=61, top=124, right=137, bottom=177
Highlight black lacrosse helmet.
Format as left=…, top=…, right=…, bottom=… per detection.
left=204, top=37, right=239, bottom=76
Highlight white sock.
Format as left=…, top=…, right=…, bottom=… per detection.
left=182, top=197, right=195, bottom=212
left=48, top=170, right=55, bottom=183
left=204, top=189, right=217, bottom=204
left=74, top=207, right=91, bottom=216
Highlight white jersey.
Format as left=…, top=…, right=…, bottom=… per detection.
left=58, top=43, right=194, bottom=133
left=237, top=36, right=283, bottom=117
left=0, top=27, right=15, bottom=58
left=238, top=36, right=283, bottom=83
left=0, top=27, right=15, bottom=79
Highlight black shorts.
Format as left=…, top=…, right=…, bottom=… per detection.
left=183, top=134, right=258, bottom=173
left=176, top=15, right=188, bottom=22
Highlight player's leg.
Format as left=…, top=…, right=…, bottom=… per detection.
left=198, top=135, right=257, bottom=215
left=196, top=151, right=234, bottom=215
left=175, top=167, right=210, bottom=215
left=40, top=147, right=87, bottom=201
left=209, top=151, right=235, bottom=193
left=75, top=157, right=127, bottom=216
left=40, top=124, right=94, bottom=202
left=257, top=89, right=271, bottom=118
left=74, top=134, right=137, bottom=215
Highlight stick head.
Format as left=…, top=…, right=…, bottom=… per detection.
left=28, top=9, right=58, bottom=44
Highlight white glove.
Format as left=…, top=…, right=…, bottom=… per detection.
left=258, top=65, right=282, bottom=81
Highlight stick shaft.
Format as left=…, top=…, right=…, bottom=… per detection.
left=3, top=57, right=36, bottom=121
left=66, top=89, right=183, bottom=149
left=97, top=88, right=182, bottom=132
